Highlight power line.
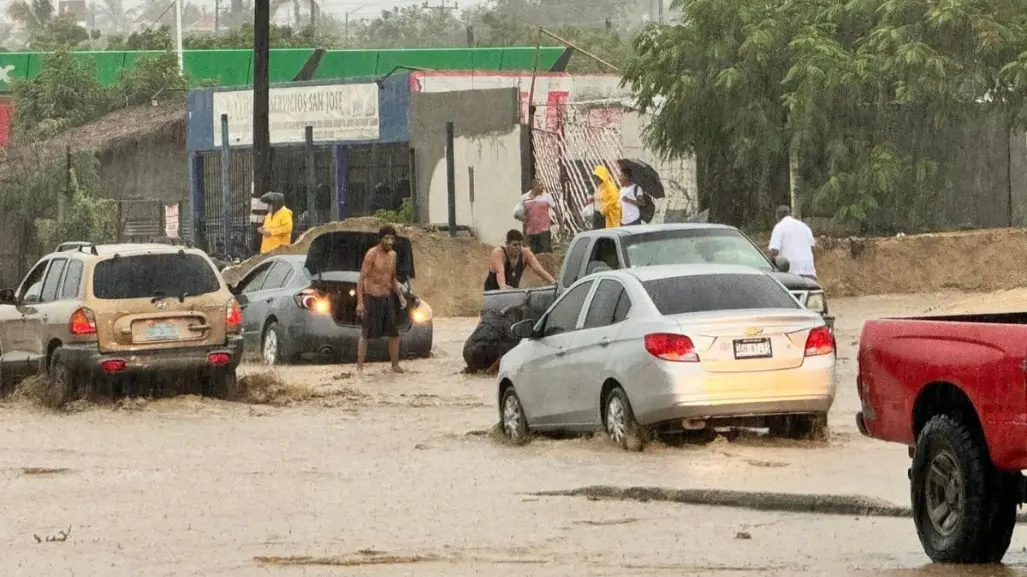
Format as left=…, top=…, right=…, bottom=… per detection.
left=421, top=0, right=457, bottom=16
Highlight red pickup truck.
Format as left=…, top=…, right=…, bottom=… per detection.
left=857, top=312, right=1027, bottom=564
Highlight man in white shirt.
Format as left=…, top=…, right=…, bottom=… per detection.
left=768, top=205, right=817, bottom=279
left=619, top=167, right=644, bottom=226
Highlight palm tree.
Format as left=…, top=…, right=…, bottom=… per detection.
left=5, top=0, right=56, bottom=36
left=99, top=0, right=130, bottom=34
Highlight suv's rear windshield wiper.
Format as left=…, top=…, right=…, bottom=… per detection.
left=178, top=292, right=192, bottom=302
left=150, top=292, right=166, bottom=303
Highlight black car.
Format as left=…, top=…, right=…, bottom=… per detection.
left=229, top=231, right=434, bottom=364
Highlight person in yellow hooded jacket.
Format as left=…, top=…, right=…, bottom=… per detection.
left=591, top=164, right=622, bottom=229
left=259, top=191, right=294, bottom=254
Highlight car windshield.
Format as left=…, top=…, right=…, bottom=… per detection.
left=624, top=229, right=772, bottom=270
left=643, top=273, right=800, bottom=315
left=93, top=254, right=221, bottom=300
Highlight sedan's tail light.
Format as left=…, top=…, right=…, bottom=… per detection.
left=226, top=299, right=243, bottom=333
left=69, top=307, right=96, bottom=335
left=294, top=289, right=330, bottom=314
left=804, top=326, right=835, bottom=357
left=645, top=333, right=699, bottom=362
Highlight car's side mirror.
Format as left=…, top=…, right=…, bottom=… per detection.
left=0, top=288, right=14, bottom=305
left=773, top=255, right=791, bottom=273
left=235, top=293, right=249, bottom=306
left=512, top=319, right=535, bottom=340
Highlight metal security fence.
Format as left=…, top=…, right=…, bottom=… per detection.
left=197, top=141, right=412, bottom=260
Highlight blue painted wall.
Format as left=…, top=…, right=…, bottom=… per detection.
left=185, top=73, right=411, bottom=152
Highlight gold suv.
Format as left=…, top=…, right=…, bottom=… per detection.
left=0, top=242, right=244, bottom=403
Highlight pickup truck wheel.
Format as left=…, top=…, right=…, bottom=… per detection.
left=911, top=414, right=1017, bottom=563
left=500, top=388, right=530, bottom=445
left=604, top=387, right=650, bottom=452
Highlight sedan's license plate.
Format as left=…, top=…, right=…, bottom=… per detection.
left=733, top=338, right=772, bottom=359
left=144, top=322, right=179, bottom=341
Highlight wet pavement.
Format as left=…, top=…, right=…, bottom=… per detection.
left=1, top=291, right=1026, bottom=575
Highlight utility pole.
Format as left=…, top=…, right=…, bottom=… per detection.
left=344, top=3, right=366, bottom=45
left=309, top=0, right=317, bottom=26
left=174, top=0, right=183, bottom=73
left=657, top=0, right=664, bottom=24
left=422, top=0, right=458, bottom=17
left=214, top=0, right=219, bottom=35
left=253, top=0, right=271, bottom=202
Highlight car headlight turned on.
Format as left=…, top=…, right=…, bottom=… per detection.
left=295, top=289, right=330, bottom=314
left=805, top=291, right=826, bottom=314
left=410, top=300, right=433, bottom=325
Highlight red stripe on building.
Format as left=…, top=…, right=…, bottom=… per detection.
left=0, top=100, right=11, bottom=148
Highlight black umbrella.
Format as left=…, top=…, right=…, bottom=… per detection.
left=617, top=158, right=665, bottom=199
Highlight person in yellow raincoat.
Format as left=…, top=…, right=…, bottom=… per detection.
left=259, top=192, right=294, bottom=254
left=592, top=164, right=621, bottom=229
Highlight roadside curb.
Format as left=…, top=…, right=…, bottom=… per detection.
left=530, top=485, right=1027, bottom=523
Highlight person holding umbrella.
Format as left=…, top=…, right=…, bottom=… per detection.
left=616, top=159, right=663, bottom=224
left=258, top=191, right=294, bottom=254
left=619, top=167, right=648, bottom=226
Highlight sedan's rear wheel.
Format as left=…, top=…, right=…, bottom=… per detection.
left=604, top=387, right=649, bottom=452
left=262, top=322, right=283, bottom=366
left=500, top=388, right=530, bottom=445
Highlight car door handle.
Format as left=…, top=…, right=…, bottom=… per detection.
left=265, top=298, right=273, bottom=304
left=555, top=347, right=566, bottom=357
left=598, top=337, right=610, bottom=347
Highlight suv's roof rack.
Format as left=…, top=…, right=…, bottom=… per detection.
left=56, top=241, right=99, bottom=255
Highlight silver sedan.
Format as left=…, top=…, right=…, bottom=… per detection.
left=496, top=264, right=836, bottom=451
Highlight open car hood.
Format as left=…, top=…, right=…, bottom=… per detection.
left=305, top=231, right=416, bottom=282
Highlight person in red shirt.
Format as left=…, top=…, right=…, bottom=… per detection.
left=520, top=179, right=556, bottom=254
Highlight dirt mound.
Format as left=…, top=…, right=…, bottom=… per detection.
left=813, top=228, right=1027, bottom=297
left=223, top=217, right=556, bottom=317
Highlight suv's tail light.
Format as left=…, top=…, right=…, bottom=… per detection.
left=804, top=326, right=835, bottom=357
left=294, top=289, right=330, bottom=314
left=69, top=307, right=96, bottom=335
left=226, top=299, right=242, bottom=333
left=645, top=333, right=699, bottom=362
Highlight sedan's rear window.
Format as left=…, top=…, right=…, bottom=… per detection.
left=643, top=274, right=800, bottom=315
left=93, top=254, right=221, bottom=300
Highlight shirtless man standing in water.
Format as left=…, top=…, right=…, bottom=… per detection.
left=357, top=225, right=408, bottom=374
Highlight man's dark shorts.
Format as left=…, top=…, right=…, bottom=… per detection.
left=362, top=294, right=399, bottom=339
left=528, top=231, right=552, bottom=254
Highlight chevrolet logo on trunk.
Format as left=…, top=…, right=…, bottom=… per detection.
left=154, top=299, right=168, bottom=310
left=744, top=328, right=763, bottom=336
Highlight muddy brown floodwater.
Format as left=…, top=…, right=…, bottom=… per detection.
left=4, top=291, right=1027, bottom=576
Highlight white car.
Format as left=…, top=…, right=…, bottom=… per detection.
left=496, top=264, right=836, bottom=451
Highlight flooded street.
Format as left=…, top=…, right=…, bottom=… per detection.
left=4, top=291, right=1027, bottom=576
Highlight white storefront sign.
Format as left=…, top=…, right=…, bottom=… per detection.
left=212, top=83, right=380, bottom=146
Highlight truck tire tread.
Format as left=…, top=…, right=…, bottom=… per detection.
left=911, top=414, right=1016, bottom=563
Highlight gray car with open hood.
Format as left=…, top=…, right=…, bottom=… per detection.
left=230, top=231, right=434, bottom=364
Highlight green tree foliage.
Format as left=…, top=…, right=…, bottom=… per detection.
left=11, top=48, right=185, bottom=140
left=6, top=0, right=91, bottom=49
left=623, top=0, right=1027, bottom=232
left=374, top=198, right=414, bottom=224
left=0, top=149, right=116, bottom=260
left=93, top=0, right=639, bottom=73
left=35, top=154, right=118, bottom=253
